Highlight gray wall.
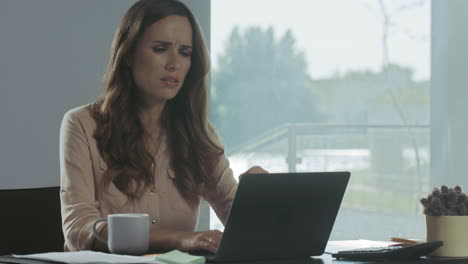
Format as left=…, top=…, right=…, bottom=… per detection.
left=0, top=0, right=210, bottom=189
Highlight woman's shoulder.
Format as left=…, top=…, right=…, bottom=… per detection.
left=62, top=103, right=98, bottom=130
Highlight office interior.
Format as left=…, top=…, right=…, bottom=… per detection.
left=1, top=0, right=467, bottom=242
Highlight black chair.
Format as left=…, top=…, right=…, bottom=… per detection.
left=0, top=186, right=64, bottom=255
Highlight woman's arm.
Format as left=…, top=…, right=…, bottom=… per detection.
left=203, top=154, right=268, bottom=225
left=202, top=154, right=238, bottom=225
left=59, top=109, right=107, bottom=251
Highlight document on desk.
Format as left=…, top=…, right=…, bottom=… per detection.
left=12, top=251, right=164, bottom=264
left=325, top=239, right=394, bottom=254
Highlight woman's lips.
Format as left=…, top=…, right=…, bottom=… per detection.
left=160, top=77, right=179, bottom=88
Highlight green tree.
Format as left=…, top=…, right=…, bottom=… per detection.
left=210, top=26, right=321, bottom=150
left=309, top=64, right=429, bottom=124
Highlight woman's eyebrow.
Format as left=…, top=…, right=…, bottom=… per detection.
left=152, top=40, right=171, bottom=45
left=152, top=40, right=192, bottom=49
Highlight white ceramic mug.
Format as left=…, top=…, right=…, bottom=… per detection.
left=92, top=213, right=150, bottom=255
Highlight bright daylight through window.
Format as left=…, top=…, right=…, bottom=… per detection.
left=210, top=0, right=430, bottom=240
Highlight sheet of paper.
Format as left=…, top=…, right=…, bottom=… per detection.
left=14, top=251, right=165, bottom=264
left=325, top=239, right=395, bottom=254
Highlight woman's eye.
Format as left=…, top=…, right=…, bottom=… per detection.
left=152, top=46, right=167, bottom=53
left=180, top=50, right=192, bottom=57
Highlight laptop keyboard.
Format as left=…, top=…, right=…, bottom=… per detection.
left=189, top=250, right=215, bottom=257
left=189, top=251, right=323, bottom=264
left=189, top=250, right=216, bottom=261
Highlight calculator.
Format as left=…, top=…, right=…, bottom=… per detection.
left=332, top=241, right=443, bottom=260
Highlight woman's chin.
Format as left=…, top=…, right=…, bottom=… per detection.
left=147, top=93, right=178, bottom=103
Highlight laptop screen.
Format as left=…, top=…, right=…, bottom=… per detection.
left=216, top=171, right=350, bottom=262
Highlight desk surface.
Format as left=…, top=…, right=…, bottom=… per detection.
left=0, top=254, right=468, bottom=264
left=319, top=253, right=468, bottom=264
left=2, top=253, right=468, bottom=264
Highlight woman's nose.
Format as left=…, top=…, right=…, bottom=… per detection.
left=165, top=50, right=180, bottom=71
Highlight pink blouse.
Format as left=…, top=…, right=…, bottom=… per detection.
left=59, top=104, right=238, bottom=251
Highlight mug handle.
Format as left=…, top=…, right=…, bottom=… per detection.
left=92, top=218, right=108, bottom=244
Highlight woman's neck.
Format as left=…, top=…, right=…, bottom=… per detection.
left=139, top=100, right=166, bottom=134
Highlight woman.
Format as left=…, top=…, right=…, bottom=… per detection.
left=59, top=0, right=267, bottom=254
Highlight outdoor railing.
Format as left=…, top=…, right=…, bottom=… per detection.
left=227, top=123, right=430, bottom=214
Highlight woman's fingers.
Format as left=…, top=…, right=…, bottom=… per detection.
left=197, top=239, right=217, bottom=254
left=196, top=230, right=222, bottom=253
left=210, top=229, right=223, bottom=246
left=246, top=166, right=269, bottom=174
left=240, top=166, right=269, bottom=180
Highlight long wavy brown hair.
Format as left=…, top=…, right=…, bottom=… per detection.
left=90, top=0, right=223, bottom=206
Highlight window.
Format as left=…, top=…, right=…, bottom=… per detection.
left=210, top=0, right=431, bottom=240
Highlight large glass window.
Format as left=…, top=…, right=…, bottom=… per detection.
left=210, top=0, right=430, bottom=240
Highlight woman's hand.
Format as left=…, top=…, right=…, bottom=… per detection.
left=149, top=229, right=222, bottom=254
left=177, top=230, right=223, bottom=254
left=240, top=166, right=269, bottom=180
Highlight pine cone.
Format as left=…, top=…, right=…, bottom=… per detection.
left=420, top=197, right=429, bottom=207
left=441, top=185, right=449, bottom=193
left=458, top=193, right=466, bottom=203
left=457, top=203, right=467, bottom=216
left=447, top=190, right=459, bottom=208
left=431, top=197, right=442, bottom=210
left=422, top=185, right=468, bottom=216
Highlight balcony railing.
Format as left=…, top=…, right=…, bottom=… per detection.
left=227, top=123, right=430, bottom=214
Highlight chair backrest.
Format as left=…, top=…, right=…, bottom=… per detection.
left=0, top=186, right=64, bottom=254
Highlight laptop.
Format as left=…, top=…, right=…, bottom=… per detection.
left=192, top=171, right=350, bottom=263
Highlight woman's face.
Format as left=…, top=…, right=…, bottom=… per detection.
left=130, top=15, right=193, bottom=104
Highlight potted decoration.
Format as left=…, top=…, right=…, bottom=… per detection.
left=420, top=185, right=468, bottom=257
